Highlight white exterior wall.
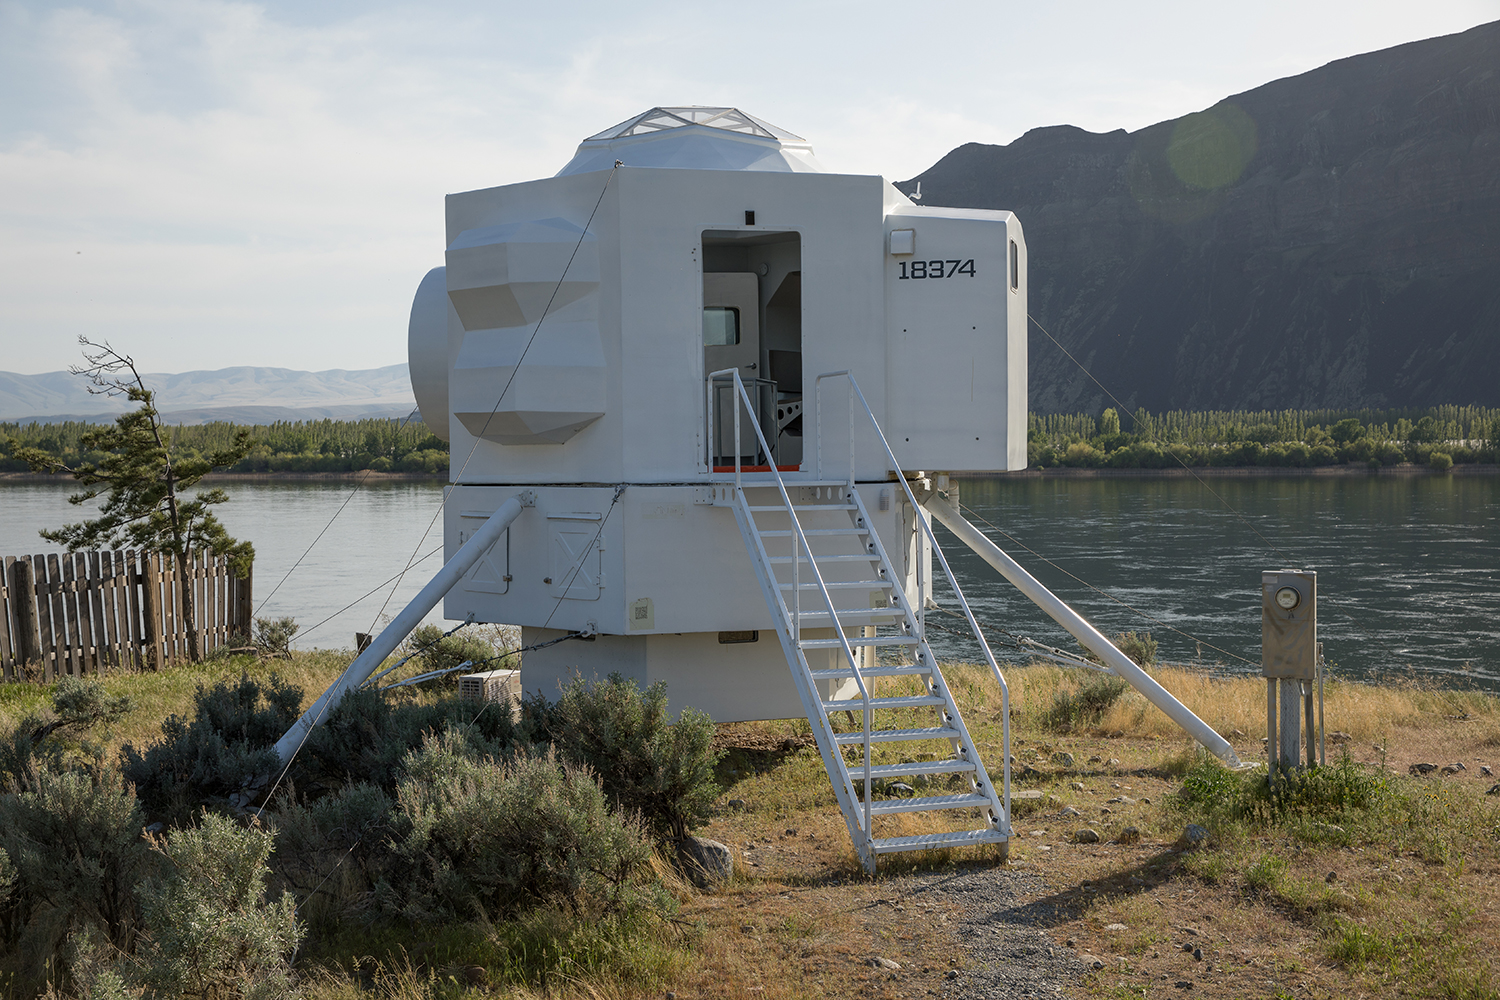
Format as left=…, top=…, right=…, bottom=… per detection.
left=443, top=483, right=906, bottom=636
left=884, top=204, right=1028, bottom=473
left=411, top=122, right=1027, bottom=721
left=441, top=167, right=892, bottom=485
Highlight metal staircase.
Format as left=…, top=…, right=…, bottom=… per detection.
left=707, top=370, right=1013, bottom=874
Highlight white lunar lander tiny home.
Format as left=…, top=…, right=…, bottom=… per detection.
left=276, top=107, right=1245, bottom=872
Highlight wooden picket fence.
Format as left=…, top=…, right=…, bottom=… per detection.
left=0, top=551, right=253, bottom=681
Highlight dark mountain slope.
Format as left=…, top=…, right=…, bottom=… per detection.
left=902, top=21, right=1500, bottom=413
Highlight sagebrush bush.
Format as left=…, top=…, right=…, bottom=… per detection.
left=273, top=781, right=396, bottom=932
left=298, top=685, right=525, bottom=792
left=129, top=812, right=302, bottom=1000
left=0, top=765, right=148, bottom=989
left=1113, top=631, right=1158, bottom=667
left=1042, top=673, right=1129, bottom=732
left=121, top=674, right=301, bottom=823
left=532, top=674, right=721, bottom=841
left=0, top=848, right=13, bottom=906
left=404, top=623, right=501, bottom=679
left=252, top=617, right=300, bottom=659
left=0, top=677, right=132, bottom=793
left=378, top=732, right=657, bottom=923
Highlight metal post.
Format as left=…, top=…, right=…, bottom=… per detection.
left=1317, top=647, right=1326, bottom=767
left=915, top=498, right=924, bottom=644
left=1267, top=679, right=1279, bottom=771
left=1304, top=681, right=1316, bottom=769
left=1279, top=676, right=1302, bottom=770
left=815, top=375, right=823, bottom=479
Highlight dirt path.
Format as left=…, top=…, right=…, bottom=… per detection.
left=909, top=866, right=1087, bottom=999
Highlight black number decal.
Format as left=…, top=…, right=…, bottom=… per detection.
left=896, top=258, right=977, bottom=279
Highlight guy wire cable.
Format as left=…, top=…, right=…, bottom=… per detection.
left=254, top=405, right=425, bottom=617
left=944, top=495, right=1258, bottom=668
left=290, top=544, right=444, bottom=642
left=1028, top=312, right=1298, bottom=569
left=367, top=162, right=623, bottom=633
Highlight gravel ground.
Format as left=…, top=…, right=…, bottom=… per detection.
left=900, top=866, right=1088, bottom=999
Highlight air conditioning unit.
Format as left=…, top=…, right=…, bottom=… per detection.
left=459, top=668, right=521, bottom=713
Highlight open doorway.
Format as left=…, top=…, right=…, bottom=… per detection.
left=702, top=230, right=802, bottom=470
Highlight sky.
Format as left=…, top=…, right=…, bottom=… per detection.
left=1, top=0, right=1496, bottom=375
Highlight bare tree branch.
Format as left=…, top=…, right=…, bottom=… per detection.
left=69, top=336, right=152, bottom=401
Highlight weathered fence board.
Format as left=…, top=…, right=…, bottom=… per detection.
left=0, top=550, right=252, bottom=680
left=0, top=557, right=13, bottom=681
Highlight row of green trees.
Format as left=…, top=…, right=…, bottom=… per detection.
left=1, top=416, right=449, bottom=474
left=7, top=405, right=1499, bottom=475
left=1029, top=406, right=1500, bottom=470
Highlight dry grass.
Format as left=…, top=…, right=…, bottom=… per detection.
left=0, top=648, right=361, bottom=751
left=948, top=658, right=1500, bottom=746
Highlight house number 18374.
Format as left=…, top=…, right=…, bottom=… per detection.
left=898, top=259, right=977, bottom=279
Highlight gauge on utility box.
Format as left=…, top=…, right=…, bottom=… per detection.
left=1275, top=586, right=1301, bottom=610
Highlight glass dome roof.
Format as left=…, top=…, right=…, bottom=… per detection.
left=586, top=107, right=805, bottom=143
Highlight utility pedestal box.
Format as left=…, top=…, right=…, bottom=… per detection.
left=1262, top=569, right=1321, bottom=771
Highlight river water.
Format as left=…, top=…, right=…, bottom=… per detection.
left=1, top=475, right=1495, bottom=688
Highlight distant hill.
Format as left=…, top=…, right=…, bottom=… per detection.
left=0, top=364, right=418, bottom=425
left=902, top=21, right=1500, bottom=414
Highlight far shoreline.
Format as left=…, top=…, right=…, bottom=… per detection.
left=976, top=462, right=1500, bottom=479
left=2, top=462, right=1496, bottom=485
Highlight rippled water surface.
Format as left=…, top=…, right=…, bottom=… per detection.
left=2, top=475, right=1496, bottom=686
left=926, top=475, right=1500, bottom=687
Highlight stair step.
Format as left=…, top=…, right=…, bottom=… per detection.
left=800, top=636, right=919, bottom=649
left=810, top=664, right=931, bottom=679
left=868, top=793, right=994, bottom=816
left=822, top=694, right=945, bottom=712
left=759, top=527, right=868, bottom=537
left=796, top=608, right=898, bottom=622
left=768, top=554, right=879, bottom=564
left=853, top=759, right=977, bottom=779
left=832, top=726, right=959, bottom=744
left=780, top=579, right=892, bottom=591
left=748, top=503, right=858, bottom=512
left=871, top=829, right=1007, bottom=854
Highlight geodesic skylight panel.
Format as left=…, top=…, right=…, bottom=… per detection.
left=586, top=107, right=805, bottom=142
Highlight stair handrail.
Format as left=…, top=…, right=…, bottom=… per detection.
left=709, top=368, right=876, bottom=839
left=814, top=370, right=1013, bottom=822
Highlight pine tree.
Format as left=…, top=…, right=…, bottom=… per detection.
left=16, top=339, right=253, bottom=662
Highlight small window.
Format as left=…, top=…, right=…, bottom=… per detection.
left=703, top=306, right=740, bottom=346
left=1009, top=239, right=1019, bottom=291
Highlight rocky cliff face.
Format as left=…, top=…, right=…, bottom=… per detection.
left=903, top=21, right=1500, bottom=413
